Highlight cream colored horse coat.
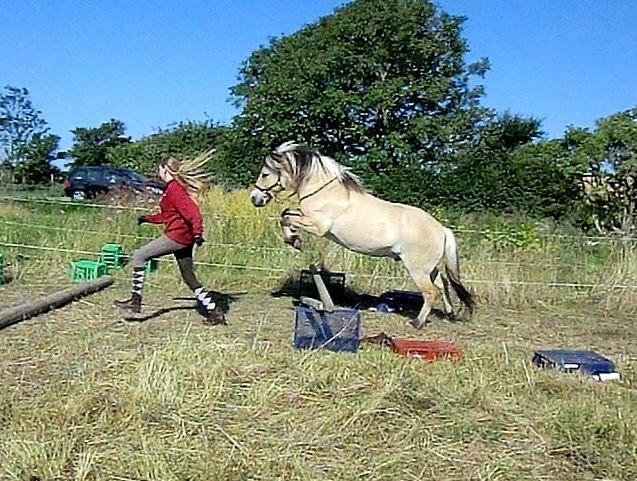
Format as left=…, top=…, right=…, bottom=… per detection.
left=250, top=142, right=474, bottom=327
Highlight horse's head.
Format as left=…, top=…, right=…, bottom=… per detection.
left=250, top=141, right=312, bottom=207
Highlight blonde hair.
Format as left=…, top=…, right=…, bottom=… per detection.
left=161, top=150, right=214, bottom=199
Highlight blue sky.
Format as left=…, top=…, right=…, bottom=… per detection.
left=2, top=0, right=635, bottom=153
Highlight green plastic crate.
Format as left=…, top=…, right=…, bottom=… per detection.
left=145, top=258, right=159, bottom=274
left=71, top=259, right=108, bottom=283
left=98, top=243, right=124, bottom=272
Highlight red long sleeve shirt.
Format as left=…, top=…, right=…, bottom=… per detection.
left=144, top=179, right=203, bottom=245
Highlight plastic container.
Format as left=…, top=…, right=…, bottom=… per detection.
left=294, top=306, right=361, bottom=353
left=532, top=349, right=619, bottom=380
left=391, top=339, right=463, bottom=361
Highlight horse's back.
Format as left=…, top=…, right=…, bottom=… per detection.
left=342, top=191, right=446, bottom=251
left=357, top=192, right=445, bottom=232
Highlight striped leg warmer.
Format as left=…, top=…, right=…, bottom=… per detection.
left=194, top=287, right=217, bottom=311
left=132, top=267, right=146, bottom=296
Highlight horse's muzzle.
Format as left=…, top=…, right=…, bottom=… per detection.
left=250, top=188, right=269, bottom=207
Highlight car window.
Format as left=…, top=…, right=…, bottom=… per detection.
left=105, top=170, right=131, bottom=184
left=126, top=171, right=145, bottom=183
left=70, top=169, right=86, bottom=180
left=87, top=169, right=103, bottom=183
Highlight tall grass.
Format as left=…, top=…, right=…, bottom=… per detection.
left=1, top=336, right=635, bottom=480
left=1, top=187, right=635, bottom=312
left=1, top=190, right=636, bottom=481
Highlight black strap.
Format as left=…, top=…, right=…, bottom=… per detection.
left=298, top=177, right=339, bottom=202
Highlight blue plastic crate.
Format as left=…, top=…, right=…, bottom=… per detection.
left=294, top=306, right=361, bottom=353
left=532, top=349, right=616, bottom=375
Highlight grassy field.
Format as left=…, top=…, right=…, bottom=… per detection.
left=0, top=189, right=636, bottom=480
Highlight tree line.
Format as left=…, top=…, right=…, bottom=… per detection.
left=1, top=0, right=635, bottom=233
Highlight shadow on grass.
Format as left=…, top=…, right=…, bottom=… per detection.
left=123, top=291, right=242, bottom=323
left=270, top=272, right=470, bottom=323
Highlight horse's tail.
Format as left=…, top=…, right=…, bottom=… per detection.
left=443, top=228, right=475, bottom=314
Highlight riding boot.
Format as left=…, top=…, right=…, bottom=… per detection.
left=114, top=293, right=142, bottom=313
left=202, top=303, right=227, bottom=325
left=194, top=287, right=227, bottom=325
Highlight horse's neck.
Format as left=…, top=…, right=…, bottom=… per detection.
left=298, top=173, right=352, bottom=213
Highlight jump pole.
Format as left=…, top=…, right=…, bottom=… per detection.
left=0, top=276, right=114, bottom=330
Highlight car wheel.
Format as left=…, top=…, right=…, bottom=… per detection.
left=72, top=190, right=86, bottom=201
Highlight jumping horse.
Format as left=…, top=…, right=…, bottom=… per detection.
left=249, top=142, right=474, bottom=328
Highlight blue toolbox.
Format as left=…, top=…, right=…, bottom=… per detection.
left=532, top=349, right=620, bottom=381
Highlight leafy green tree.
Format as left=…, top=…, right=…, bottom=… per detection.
left=13, top=133, right=60, bottom=184
left=506, top=139, right=582, bottom=218
left=567, top=108, right=637, bottom=233
left=0, top=86, right=49, bottom=166
left=68, top=119, right=130, bottom=167
left=0, top=160, right=13, bottom=183
left=106, top=120, right=250, bottom=184
left=107, top=121, right=221, bottom=173
left=437, top=113, right=544, bottom=211
left=230, top=0, right=490, bottom=192
left=572, top=108, right=637, bottom=177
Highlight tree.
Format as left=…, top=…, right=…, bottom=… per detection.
left=568, top=108, right=637, bottom=233
left=230, top=0, right=490, bottom=194
left=0, top=86, right=49, bottom=166
left=68, top=119, right=130, bottom=167
left=105, top=120, right=252, bottom=185
left=13, top=133, right=60, bottom=184
left=107, top=121, right=221, bottom=174
left=436, top=113, right=546, bottom=211
left=505, top=138, right=582, bottom=219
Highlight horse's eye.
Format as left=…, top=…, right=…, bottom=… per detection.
left=262, top=172, right=269, bottom=178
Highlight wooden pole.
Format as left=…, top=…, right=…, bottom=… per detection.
left=309, top=264, right=335, bottom=312
left=0, top=276, right=114, bottom=330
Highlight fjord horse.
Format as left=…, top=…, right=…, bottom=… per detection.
left=250, top=142, right=474, bottom=327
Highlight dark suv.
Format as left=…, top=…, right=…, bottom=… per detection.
left=63, top=166, right=164, bottom=200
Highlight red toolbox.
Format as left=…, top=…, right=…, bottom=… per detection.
left=390, top=339, right=463, bottom=361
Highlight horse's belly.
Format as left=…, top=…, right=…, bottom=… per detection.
left=326, top=227, right=399, bottom=259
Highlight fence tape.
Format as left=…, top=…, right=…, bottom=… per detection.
left=1, top=241, right=635, bottom=289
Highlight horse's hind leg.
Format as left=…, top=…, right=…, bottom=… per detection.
left=402, top=257, right=441, bottom=329
left=433, top=270, right=454, bottom=321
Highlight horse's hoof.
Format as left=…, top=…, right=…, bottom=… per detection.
left=284, top=237, right=302, bottom=251
left=408, top=318, right=428, bottom=330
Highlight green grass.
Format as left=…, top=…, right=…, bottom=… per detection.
left=0, top=184, right=65, bottom=199
left=0, top=190, right=636, bottom=480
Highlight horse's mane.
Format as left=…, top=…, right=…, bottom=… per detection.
left=272, top=141, right=365, bottom=193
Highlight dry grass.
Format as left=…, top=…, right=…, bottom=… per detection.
left=0, top=189, right=636, bottom=480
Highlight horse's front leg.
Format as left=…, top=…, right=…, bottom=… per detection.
left=280, top=210, right=303, bottom=250
left=281, top=209, right=330, bottom=237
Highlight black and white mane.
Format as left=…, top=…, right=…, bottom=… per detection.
left=266, top=141, right=364, bottom=192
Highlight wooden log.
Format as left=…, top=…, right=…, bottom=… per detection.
left=300, top=296, right=325, bottom=311
left=309, top=264, right=335, bottom=312
left=0, top=276, right=114, bottom=330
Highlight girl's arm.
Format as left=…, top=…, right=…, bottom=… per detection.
left=141, top=211, right=167, bottom=224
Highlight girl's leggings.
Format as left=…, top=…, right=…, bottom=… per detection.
left=129, top=235, right=202, bottom=293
